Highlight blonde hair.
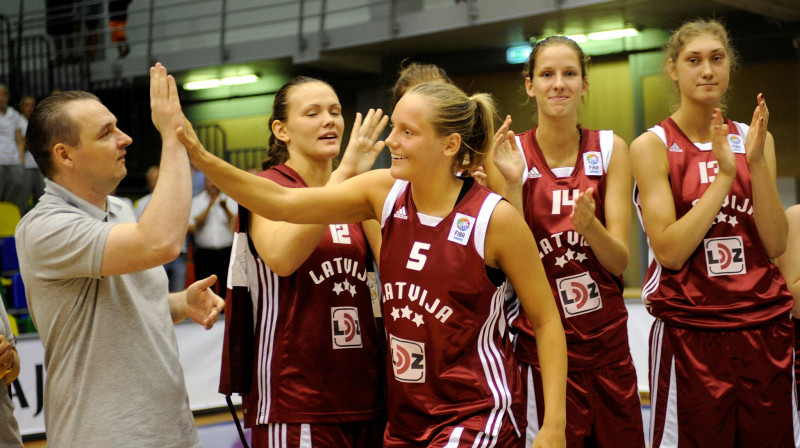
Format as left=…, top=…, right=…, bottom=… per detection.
left=392, top=61, right=452, bottom=108
left=406, top=82, right=497, bottom=172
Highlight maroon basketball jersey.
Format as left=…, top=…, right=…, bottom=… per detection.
left=378, top=178, right=523, bottom=443
left=508, top=128, right=631, bottom=370
left=635, top=118, right=792, bottom=328
left=234, top=164, right=383, bottom=426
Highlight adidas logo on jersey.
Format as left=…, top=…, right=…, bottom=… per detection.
left=393, top=206, right=408, bottom=220
left=668, top=143, right=683, bottom=153
left=528, top=167, right=542, bottom=179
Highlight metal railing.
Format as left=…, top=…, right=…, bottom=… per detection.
left=4, top=0, right=464, bottom=75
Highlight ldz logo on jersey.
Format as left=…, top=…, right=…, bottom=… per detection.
left=557, top=272, right=602, bottom=317
left=331, top=307, right=362, bottom=349
left=390, top=335, right=425, bottom=383
left=447, top=213, right=475, bottom=246
left=704, top=236, right=746, bottom=276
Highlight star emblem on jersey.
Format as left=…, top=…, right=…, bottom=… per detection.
left=332, top=281, right=357, bottom=296
left=553, top=249, right=588, bottom=268
left=713, top=211, right=741, bottom=228
left=389, top=306, right=426, bottom=327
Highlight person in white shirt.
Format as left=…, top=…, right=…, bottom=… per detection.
left=190, top=177, right=236, bottom=294
left=0, top=85, right=26, bottom=214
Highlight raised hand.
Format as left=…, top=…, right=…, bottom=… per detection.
left=338, top=108, right=389, bottom=177
left=711, top=108, right=736, bottom=179
left=177, top=117, right=203, bottom=155
left=149, top=63, right=182, bottom=139
left=745, top=93, right=769, bottom=165
left=469, top=165, right=488, bottom=186
left=569, top=187, right=596, bottom=234
left=492, top=115, right=525, bottom=186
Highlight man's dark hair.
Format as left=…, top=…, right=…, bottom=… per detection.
left=27, top=91, right=100, bottom=178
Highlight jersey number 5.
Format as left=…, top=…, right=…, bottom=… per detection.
left=406, top=242, right=431, bottom=271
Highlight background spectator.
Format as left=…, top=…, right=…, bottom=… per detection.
left=18, top=96, right=45, bottom=213
left=189, top=178, right=236, bottom=294
left=0, top=84, right=26, bottom=214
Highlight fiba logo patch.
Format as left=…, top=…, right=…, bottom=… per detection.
left=447, top=213, right=475, bottom=246
left=390, top=335, right=425, bottom=383
left=727, top=134, right=745, bottom=154
left=704, top=236, right=746, bottom=276
left=583, top=151, right=603, bottom=176
left=557, top=272, right=602, bottom=317
left=331, top=307, right=362, bottom=349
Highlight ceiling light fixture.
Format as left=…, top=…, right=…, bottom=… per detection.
left=221, top=74, right=259, bottom=86
left=565, top=34, right=589, bottom=43
left=588, top=28, right=638, bottom=41
left=183, top=74, right=259, bottom=90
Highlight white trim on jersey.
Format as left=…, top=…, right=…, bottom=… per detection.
left=299, top=423, right=312, bottom=448
left=648, top=125, right=668, bottom=147
left=649, top=319, right=663, bottom=446
left=598, top=129, right=614, bottom=172
left=474, top=193, right=502, bottom=259
left=662, top=358, right=679, bottom=447
left=255, top=257, right=281, bottom=424
left=228, top=232, right=250, bottom=288
left=514, top=134, right=528, bottom=184
left=525, top=364, right=541, bottom=448
left=381, top=180, right=410, bottom=227
left=265, top=423, right=291, bottom=447
left=445, top=427, right=465, bottom=447
left=504, top=283, right=521, bottom=329
left=478, top=281, right=516, bottom=440
left=732, top=121, right=750, bottom=147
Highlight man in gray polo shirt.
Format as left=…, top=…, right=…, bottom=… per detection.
left=14, top=64, right=224, bottom=447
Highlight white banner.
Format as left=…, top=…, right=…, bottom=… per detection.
left=10, top=302, right=653, bottom=437
left=10, top=319, right=236, bottom=437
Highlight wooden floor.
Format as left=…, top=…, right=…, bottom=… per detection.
left=22, top=409, right=238, bottom=447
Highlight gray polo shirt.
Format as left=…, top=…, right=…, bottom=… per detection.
left=15, top=179, right=200, bottom=447
left=0, top=304, right=22, bottom=447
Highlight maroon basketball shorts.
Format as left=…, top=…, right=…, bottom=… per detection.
left=648, top=318, right=799, bottom=448
left=521, top=357, right=645, bottom=448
